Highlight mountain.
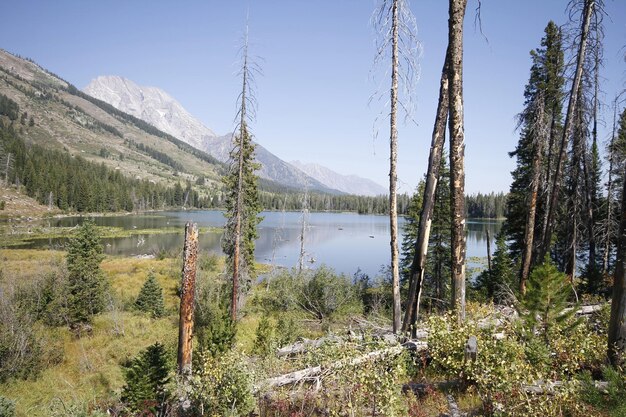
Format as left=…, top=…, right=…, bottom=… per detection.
left=291, top=161, right=387, bottom=197
left=84, top=76, right=337, bottom=193
left=0, top=49, right=224, bottom=191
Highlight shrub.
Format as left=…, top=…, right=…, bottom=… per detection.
left=580, top=365, right=626, bottom=416
left=120, top=342, right=171, bottom=414
left=0, top=397, right=15, bottom=417
left=134, top=272, right=165, bottom=318
left=298, top=265, right=362, bottom=322
left=0, top=201, right=5, bottom=210
left=191, top=350, right=254, bottom=416
left=253, top=314, right=275, bottom=356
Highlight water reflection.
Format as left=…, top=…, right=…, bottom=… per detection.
left=18, top=211, right=502, bottom=277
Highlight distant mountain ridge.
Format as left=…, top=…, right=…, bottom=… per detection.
left=291, top=160, right=386, bottom=197
left=83, top=76, right=338, bottom=194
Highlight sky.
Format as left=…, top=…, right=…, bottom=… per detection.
left=0, top=1, right=625, bottom=194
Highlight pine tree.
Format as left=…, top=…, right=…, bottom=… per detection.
left=121, top=342, right=171, bottom=414
left=504, top=21, right=564, bottom=290
left=474, top=230, right=516, bottom=303
left=135, top=272, right=165, bottom=318
left=222, top=26, right=262, bottom=321
left=66, top=219, right=107, bottom=325
left=400, top=181, right=424, bottom=282
left=520, top=261, right=577, bottom=345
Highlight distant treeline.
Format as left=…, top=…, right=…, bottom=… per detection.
left=0, top=93, right=19, bottom=120
left=465, top=192, right=507, bottom=218
left=0, top=125, right=204, bottom=212
left=123, top=139, right=184, bottom=173
left=259, top=191, right=412, bottom=215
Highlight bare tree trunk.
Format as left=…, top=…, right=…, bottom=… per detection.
left=389, top=0, right=402, bottom=333
left=178, top=222, right=198, bottom=375
left=520, top=97, right=546, bottom=295
left=538, top=0, right=595, bottom=261
left=298, top=191, right=308, bottom=273
left=486, top=229, right=492, bottom=275
left=608, top=166, right=626, bottom=366
left=448, top=0, right=468, bottom=323
left=603, top=101, right=618, bottom=274
left=401, top=50, right=450, bottom=333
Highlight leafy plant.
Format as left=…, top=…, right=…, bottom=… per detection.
left=191, top=350, right=254, bottom=416
left=0, top=397, right=15, bottom=417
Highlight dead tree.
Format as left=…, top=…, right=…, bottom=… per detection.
left=608, top=165, right=626, bottom=366
left=177, top=222, right=198, bottom=375
left=372, top=0, right=420, bottom=333
left=402, top=49, right=450, bottom=333
left=448, top=0, right=469, bottom=322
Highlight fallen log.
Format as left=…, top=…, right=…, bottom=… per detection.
left=521, top=379, right=608, bottom=395
left=259, top=340, right=427, bottom=392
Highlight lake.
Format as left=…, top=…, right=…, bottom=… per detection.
left=15, top=211, right=502, bottom=278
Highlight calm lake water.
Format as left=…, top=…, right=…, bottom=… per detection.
left=18, top=211, right=502, bottom=278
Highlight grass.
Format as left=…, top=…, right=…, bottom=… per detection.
left=0, top=250, right=183, bottom=417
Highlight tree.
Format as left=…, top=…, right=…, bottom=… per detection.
left=474, top=231, right=516, bottom=303
left=121, top=342, right=171, bottom=414
left=66, top=219, right=107, bottom=325
left=505, top=21, right=565, bottom=294
left=537, top=0, right=595, bottom=262
left=402, top=47, right=450, bottom=333
left=372, top=0, right=419, bottom=333
left=608, top=162, right=626, bottom=366
left=135, top=272, right=166, bottom=318
left=222, top=25, right=262, bottom=322
left=448, top=0, right=469, bottom=322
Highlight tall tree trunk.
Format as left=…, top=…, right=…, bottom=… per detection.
left=538, top=0, right=595, bottom=261
left=389, top=0, right=402, bottom=333
left=448, top=0, right=468, bottom=323
left=603, top=102, right=618, bottom=274
left=520, top=97, right=546, bottom=295
left=178, top=222, right=198, bottom=375
left=608, top=165, right=626, bottom=366
left=401, top=49, right=450, bottom=333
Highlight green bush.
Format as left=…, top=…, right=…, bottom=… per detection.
left=253, top=314, right=275, bottom=356
left=298, top=265, right=362, bottom=322
left=120, top=342, right=171, bottom=414
left=134, top=272, right=165, bottom=318
left=580, top=366, right=626, bottom=416
left=0, top=397, right=15, bottom=417
left=0, top=201, right=5, bottom=210
left=191, top=350, right=254, bottom=416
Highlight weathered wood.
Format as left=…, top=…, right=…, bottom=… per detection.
left=464, top=335, right=477, bottom=362
left=522, top=380, right=608, bottom=395
left=177, top=222, right=198, bottom=376
left=448, top=0, right=469, bottom=323
left=446, top=394, right=463, bottom=417
left=260, top=340, right=427, bottom=391
left=402, top=48, right=450, bottom=334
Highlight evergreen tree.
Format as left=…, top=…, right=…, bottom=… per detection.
left=222, top=28, right=262, bottom=321
left=135, top=272, right=165, bottom=318
left=474, top=230, right=516, bottom=303
left=66, top=219, right=107, bottom=325
left=400, top=181, right=424, bottom=282
left=519, top=261, right=578, bottom=345
left=504, top=21, right=564, bottom=288
left=121, top=342, right=171, bottom=414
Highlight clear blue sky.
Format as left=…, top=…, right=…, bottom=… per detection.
left=1, top=1, right=624, bottom=194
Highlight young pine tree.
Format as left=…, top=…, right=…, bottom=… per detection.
left=135, top=272, right=165, bottom=318
left=66, top=219, right=107, bottom=325
left=121, top=342, right=171, bottom=414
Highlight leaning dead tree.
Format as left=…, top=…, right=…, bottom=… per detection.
left=372, top=0, right=420, bottom=333
left=402, top=49, right=450, bottom=333
left=177, top=222, right=198, bottom=375
left=448, top=0, right=469, bottom=322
